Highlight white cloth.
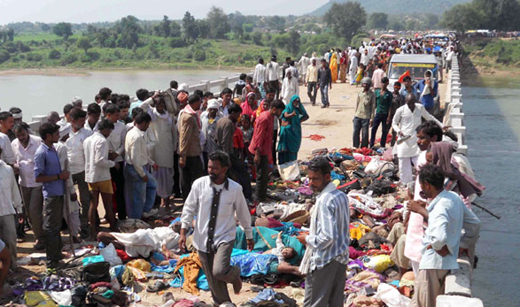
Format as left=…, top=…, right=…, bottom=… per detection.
left=253, top=63, right=266, bottom=84
left=398, top=156, right=418, bottom=185
left=0, top=161, right=22, bottom=216
left=420, top=190, right=480, bottom=270
left=392, top=104, right=443, bottom=158
left=65, top=128, right=93, bottom=175
left=372, top=68, right=386, bottom=89
left=180, top=176, right=253, bottom=253
left=360, top=53, right=370, bottom=66
left=265, top=61, right=280, bottom=82
left=298, top=56, right=310, bottom=75
left=106, top=121, right=127, bottom=163
left=111, top=226, right=180, bottom=258
left=11, top=135, right=43, bottom=188
left=84, top=120, right=99, bottom=132
left=83, top=132, right=115, bottom=183
left=281, top=76, right=299, bottom=103
left=125, top=127, right=154, bottom=178
left=0, top=132, right=15, bottom=165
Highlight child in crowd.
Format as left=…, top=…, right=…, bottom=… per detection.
left=265, top=232, right=297, bottom=263
left=240, top=115, right=255, bottom=179
left=233, top=73, right=247, bottom=99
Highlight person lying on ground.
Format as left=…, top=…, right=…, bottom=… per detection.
left=263, top=232, right=297, bottom=263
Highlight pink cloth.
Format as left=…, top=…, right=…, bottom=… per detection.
left=404, top=151, right=427, bottom=263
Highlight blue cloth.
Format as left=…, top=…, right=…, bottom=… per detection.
left=399, top=87, right=418, bottom=102
left=415, top=79, right=438, bottom=109
left=330, top=171, right=345, bottom=181
left=320, top=84, right=329, bottom=106
left=82, top=255, right=105, bottom=266
left=230, top=249, right=278, bottom=277
left=151, top=259, right=178, bottom=273
left=129, top=100, right=143, bottom=114
left=124, top=164, right=157, bottom=219
left=271, top=222, right=302, bottom=236
left=34, top=143, right=64, bottom=198
left=251, top=289, right=284, bottom=304
left=277, top=95, right=308, bottom=159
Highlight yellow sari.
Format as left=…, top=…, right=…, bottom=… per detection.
left=330, top=53, right=338, bottom=83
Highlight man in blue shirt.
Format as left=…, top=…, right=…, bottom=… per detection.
left=297, top=157, right=350, bottom=307
left=399, top=76, right=418, bottom=101
left=34, top=123, right=70, bottom=270
left=415, top=70, right=438, bottom=114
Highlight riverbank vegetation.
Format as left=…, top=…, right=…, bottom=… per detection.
left=463, top=38, right=520, bottom=73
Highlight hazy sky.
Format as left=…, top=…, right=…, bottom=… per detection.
left=0, top=0, right=326, bottom=25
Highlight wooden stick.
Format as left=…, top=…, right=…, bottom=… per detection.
left=471, top=202, right=501, bottom=220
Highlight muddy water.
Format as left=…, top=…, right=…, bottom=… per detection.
left=462, top=76, right=520, bottom=306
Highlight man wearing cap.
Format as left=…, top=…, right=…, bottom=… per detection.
left=353, top=77, right=375, bottom=148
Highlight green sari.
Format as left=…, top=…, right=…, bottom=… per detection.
left=277, top=95, right=308, bottom=164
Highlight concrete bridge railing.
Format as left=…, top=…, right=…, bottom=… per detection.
left=437, top=57, right=483, bottom=307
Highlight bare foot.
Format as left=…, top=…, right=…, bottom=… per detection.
left=232, top=277, right=242, bottom=294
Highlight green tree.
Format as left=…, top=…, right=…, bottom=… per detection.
left=154, top=15, right=171, bottom=37
left=115, top=16, right=141, bottom=48
left=474, top=0, right=520, bottom=31
left=368, top=13, right=388, bottom=30
left=424, top=13, right=439, bottom=29
left=207, top=6, right=230, bottom=39
left=324, top=2, right=367, bottom=43
left=170, top=22, right=181, bottom=38
left=76, top=37, right=92, bottom=54
left=53, top=22, right=73, bottom=39
left=183, top=11, right=199, bottom=42
left=197, top=20, right=210, bottom=39
left=286, top=29, right=301, bottom=56
left=252, top=32, right=263, bottom=46
left=441, top=3, right=484, bottom=33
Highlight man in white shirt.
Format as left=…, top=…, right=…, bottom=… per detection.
left=84, top=119, right=118, bottom=238
left=0, top=112, right=15, bottom=165
left=252, top=58, right=266, bottom=93
left=105, top=104, right=127, bottom=220
left=281, top=70, right=299, bottom=104
left=65, top=107, right=93, bottom=238
left=85, top=103, right=101, bottom=132
left=11, top=123, right=45, bottom=250
left=392, top=94, right=443, bottom=184
left=360, top=49, right=370, bottom=67
left=445, top=47, right=455, bottom=73
left=297, top=53, right=310, bottom=82
left=125, top=112, right=158, bottom=219
left=265, top=55, right=281, bottom=99
left=98, top=87, right=112, bottom=114
left=180, top=151, right=253, bottom=307
left=305, top=58, right=319, bottom=105
left=0, top=147, right=23, bottom=268
left=409, top=164, right=480, bottom=307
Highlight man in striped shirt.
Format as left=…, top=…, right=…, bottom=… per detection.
left=297, top=157, right=350, bottom=307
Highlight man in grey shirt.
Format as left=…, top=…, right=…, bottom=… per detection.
left=317, top=59, right=332, bottom=108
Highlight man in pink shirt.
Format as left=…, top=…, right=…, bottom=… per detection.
left=371, top=63, right=386, bottom=90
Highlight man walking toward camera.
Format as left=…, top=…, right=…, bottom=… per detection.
left=180, top=151, right=253, bottom=306
left=297, top=157, right=350, bottom=307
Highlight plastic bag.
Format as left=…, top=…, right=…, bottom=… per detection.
left=364, top=156, right=383, bottom=173
left=374, top=283, right=411, bottom=307
left=364, top=255, right=394, bottom=273
left=278, top=160, right=301, bottom=182
left=100, top=243, right=123, bottom=266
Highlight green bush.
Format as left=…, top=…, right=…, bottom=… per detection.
left=48, top=49, right=61, bottom=59
left=0, top=50, right=10, bottom=63
left=169, top=37, right=187, bottom=48
left=27, top=53, right=43, bottom=61
left=61, top=52, right=78, bottom=65
left=194, top=49, right=206, bottom=61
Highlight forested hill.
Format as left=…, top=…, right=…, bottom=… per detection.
left=309, top=0, right=472, bottom=16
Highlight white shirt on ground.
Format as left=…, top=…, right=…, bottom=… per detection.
left=11, top=135, right=43, bottom=188
left=181, top=176, right=253, bottom=253
left=83, top=131, right=115, bottom=183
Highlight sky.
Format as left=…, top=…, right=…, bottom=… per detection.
left=0, top=0, right=327, bottom=25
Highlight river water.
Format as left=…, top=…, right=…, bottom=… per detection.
left=462, top=76, right=520, bottom=306
left=0, top=69, right=241, bottom=120
left=0, top=70, right=518, bottom=304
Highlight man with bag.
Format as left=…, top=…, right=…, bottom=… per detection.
left=297, top=157, right=350, bottom=307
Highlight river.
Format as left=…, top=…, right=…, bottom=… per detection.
left=0, top=69, right=242, bottom=120
left=463, top=76, right=520, bottom=306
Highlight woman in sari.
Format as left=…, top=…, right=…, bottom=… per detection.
left=339, top=51, right=348, bottom=83
left=240, top=92, right=258, bottom=124
left=277, top=95, right=309, bottom=164
left=329, top=51, right=338, bottom=83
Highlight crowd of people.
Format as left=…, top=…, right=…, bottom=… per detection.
left=0, top=35, right=481, bottom=307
